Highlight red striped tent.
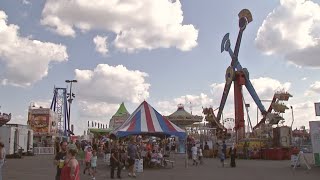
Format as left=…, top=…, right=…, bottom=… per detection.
left=112, top=101, right=186, bottom=139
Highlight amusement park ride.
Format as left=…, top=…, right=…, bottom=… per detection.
left=50, top=87, right=74, bottom=137
left=0, top=111, right=11, bottom=127
left=203, top=9, right=292, bottom=143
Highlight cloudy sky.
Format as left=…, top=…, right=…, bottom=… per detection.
left=1, top=0, right=320, bottom=135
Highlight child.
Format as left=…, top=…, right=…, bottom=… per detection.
left=198, top=146, right=203, bottom=165
left=83, top=146, right=92, bottom=175
left=90, top=150, right=98, bottom=180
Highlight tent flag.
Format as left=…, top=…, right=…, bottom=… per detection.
left=113, top=101, right=186, bottom=139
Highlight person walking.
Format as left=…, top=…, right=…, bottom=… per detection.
left=191, top=144, right=198, bottom=166
left=222, top=141, right=227, bottom=159
left=55, top=138, right=60, bottom=155
left=110, top=143, right=122, bottom=179
left=76, top=144, right=84, bottom=165
left=54, top=141, right=68, bottom=180
left=127, top=137, right=140, bottom=178
left=217, top=143, right=225, bottom=167
left=198, top=145, right=203, bottom=165
left=0, top=142, right=6, bottom=180
left=229, top=143, right=237, bottom=167
left=204, top=142, right=209, bottom=151
left=90, top=150, right=98, bottom=179
left=83, top=146, right=93, bottom=175
left=60, top=148, right=80, bottom=180
left=120, top=145, right=127, bottom=170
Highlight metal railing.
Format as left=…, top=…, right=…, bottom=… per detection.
left=33, top=147, right=55, bottom=155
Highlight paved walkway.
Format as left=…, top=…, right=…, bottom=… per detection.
left=2, top=154, right=320, bottom=180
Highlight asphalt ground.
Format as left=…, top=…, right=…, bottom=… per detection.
left=2, top=154, right=320, bottom=180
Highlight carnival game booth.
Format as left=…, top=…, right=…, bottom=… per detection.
left=28, top=107, right=58, bottom=155
left=111, top=101, right=187, bottom=170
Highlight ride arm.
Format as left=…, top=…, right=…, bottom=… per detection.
left=216, top=73, right=233, bottom=121
left=226, top=45, right=267, bottom=115
left=253, top=95, right=277, bottom=130
left=217, top=9, right=253, bottom=121
left=217, top=30, right=244, bottom=121
left=244, top=78, right=267, bottom=114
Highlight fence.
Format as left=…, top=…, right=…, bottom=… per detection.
left=33, top=147, right=55, bottom=155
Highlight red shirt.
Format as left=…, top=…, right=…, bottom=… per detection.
left=60, top=160, right=80, bottom=180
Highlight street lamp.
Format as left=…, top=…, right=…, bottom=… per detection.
left=65, top=79, right=77, bottom=136
left=290, top=106, right=295, bottom=128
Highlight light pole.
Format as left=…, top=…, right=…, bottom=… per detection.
left=65, top=79, right=77, bottom=136
left=290, top=106, right=295, bottom=128
left=290, top=106, right=294, bottom=147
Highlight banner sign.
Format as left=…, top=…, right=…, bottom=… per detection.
left=29, top=113, right=49, bottom=133
left=309, top=121, right=320, bottom=166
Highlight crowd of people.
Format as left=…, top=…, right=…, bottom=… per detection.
left=54, top=135, right=177, bottom=180
left=187, top=140, right=237, bottom=168
left=0, top=135, right=239, bottom=180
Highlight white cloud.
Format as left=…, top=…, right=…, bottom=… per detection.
left=9, top=114, right=27, bottom=125
left=255, top=0, right=320, bottom=68
left=75, top=101, right=120, bottom=133
left=156, top=93, right=213, bottom=116
left=41, top=0, right=198, bottom=52
left=154, top=77, right=290, bottom=128
left=302, top=77, right=307, bottom=80
left=22, top=0, right=30, bottom=5
left=156, top=101, right=177, bottom=116
left=93, top=35, right=109, bottom=56
left=207, top=77, right=320, bottom=130
left=285, top=101, right=320, bottom=129
left=33, top=100, right=51, bottom=108
left=210, top=77, right=291, bottom=120
left=75, top=64, right=150, bottom=104
left=154, top=94, right=317, bottom=131
left=77, top=101, right=119, bottom=118
left=309, top=81, right=320, bottom=93
left=0, top=11, right=68, bottom=87
left=305, top=81, right=320, bottom=95
left=210, top=77, right=320, bottom=130
left=73, top=64, right=150, bottom=133
left=250, top=77, right=291, bottom=100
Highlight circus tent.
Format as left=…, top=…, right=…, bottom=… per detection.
left=112, top=101, right=186, bottom=139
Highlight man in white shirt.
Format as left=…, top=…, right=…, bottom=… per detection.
left=191, top=144, right=198, bottom=166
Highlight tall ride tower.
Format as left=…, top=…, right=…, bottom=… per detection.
left=50, top=87, right=69, bottom=137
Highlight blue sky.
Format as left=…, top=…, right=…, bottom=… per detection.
left=0, top=0, right=320, bottom=135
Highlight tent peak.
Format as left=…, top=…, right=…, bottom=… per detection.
left=113, top=102, right=130, bottom=117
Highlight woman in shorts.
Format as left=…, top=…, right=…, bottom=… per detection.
left=83, top=146, right=92, bottom=175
